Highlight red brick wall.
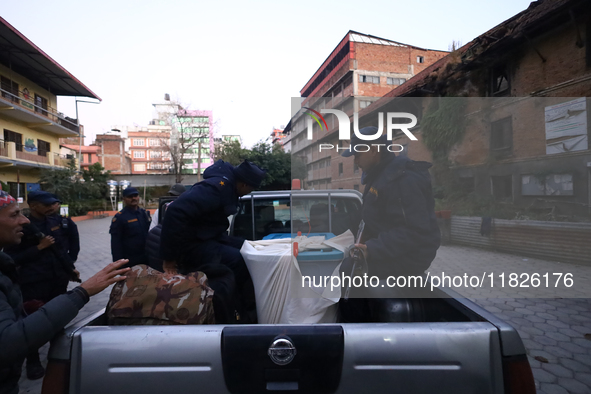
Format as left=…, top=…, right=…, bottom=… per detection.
left=95, top=135, right=127, bottom=174
left=355, top=43, right=448, bottom=74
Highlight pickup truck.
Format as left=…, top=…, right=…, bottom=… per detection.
left=42, top=190, right=535, bottom=394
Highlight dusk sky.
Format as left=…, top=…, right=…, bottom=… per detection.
left=1, top=0, right=534, bottom=147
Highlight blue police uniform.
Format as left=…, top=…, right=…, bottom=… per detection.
left=160, top=160, right=248, bottom=281
left=5, top=214, right=77, bottom=302
left=109, top=206, right=150, bottom=268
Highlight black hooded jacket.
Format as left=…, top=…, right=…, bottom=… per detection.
left=160, top=160, right=240, bottom=262
left=360, top=154, right=441, bottom=277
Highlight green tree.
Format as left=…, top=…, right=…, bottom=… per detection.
left=215, top=140, right=305, bottom=190
left=214, top=140, right=246, bottom=166
left=38, top=160, right=110, bottom=216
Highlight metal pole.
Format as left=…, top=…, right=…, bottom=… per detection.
left=74, top=98, right=101, bottom=173
left=76, top=99, right=81, bottom=172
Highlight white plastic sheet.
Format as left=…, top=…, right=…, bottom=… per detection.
left=241, top=231, right=354, bottom=324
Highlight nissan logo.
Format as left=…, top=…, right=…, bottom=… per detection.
left=268, top=337, right=297, bottom=366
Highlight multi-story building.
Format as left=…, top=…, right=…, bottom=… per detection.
left=174, top=109, right=214, bottom=175
left=362, top=0, right=591, bottom=216
left=270, top=127, right=285, bottom=145
left=127, top=125, right=171, bottom=174
left=0, top=17, right=100, bottom=197
left=287, top=30, right=448, bottom=190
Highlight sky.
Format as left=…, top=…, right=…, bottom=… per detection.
left=1, top=0, right=534, bottom=147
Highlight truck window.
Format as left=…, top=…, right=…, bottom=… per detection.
left=233, top=195, right=362, bottom=240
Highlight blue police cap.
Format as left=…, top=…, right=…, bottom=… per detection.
left=27, top=191, right=60, bottom=205
left=341, top=126, right=389, bottom=157
left=122, top=187, right=139, bottom=197
left=233, top=160, right=266, bottom=188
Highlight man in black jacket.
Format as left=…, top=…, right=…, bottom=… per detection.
left=0, top=190, right=130, bottom=394
left=160, top=160, right=266, bottom=322
left=342, top=126, right=441, bottom=278
left=4, top=191, right=81, bottom=379
left=109, top=187, right=151, bottom=268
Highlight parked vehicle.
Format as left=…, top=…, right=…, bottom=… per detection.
left=42, top=190, right=535, bottom=394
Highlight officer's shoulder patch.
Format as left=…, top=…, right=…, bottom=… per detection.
left=112, top=217, right=117, bottom=223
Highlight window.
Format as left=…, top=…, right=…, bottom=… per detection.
left=491, top=175, right=513, bottom=201
left=134, top=163, right=146, bottom=172
left=0, top=76, right=19, bottom=102
left=319, top=161, right=325, bottom=169
left=359, top=75, right=380, bottom=84
left=353, top=162, right=359, bottom=174
left=353, top=184, right=359, bottom=191
left=3, top=129, right=22, bottom=152
left=359, top=100, right=372, bottom=109
left=150, top=151, right=161, bottom=159
left=133, top=150, right=145, bottom=158
left=133, top=139, right=145, bottom=146
left=37, top=139, right=50, bottom=157
left=491, top=65, right=510, bottom=96
left=490, top=117, right=513, bottom=153
left=34, top=94, right=48, bottom=116
left=88, top=153, right=92, bottom=163
left=387, top=77, right=406, bottom=85
left=417, top=56, right=424, bottom=63
left=338, top=162, right=343, bottom=176
left=149, top=139, right=160, bottom=146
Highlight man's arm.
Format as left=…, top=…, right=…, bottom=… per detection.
left=0, top=259, right=130, bottom=365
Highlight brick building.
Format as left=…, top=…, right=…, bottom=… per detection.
left=93, top=132, right=131, bottom=174
left=127, top=125, right=171, bottom=174
left=287, top=30, right=448, bottom=190
left=363, top=0, right=591, bottom=217
left=62, top=144, right=100, bottom=168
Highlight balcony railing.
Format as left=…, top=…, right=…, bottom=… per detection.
left=0, top=87, right=79, bottom=133
left=0, top=140, right=73, bottom=168
left=14, top=142, right=49, bottom=164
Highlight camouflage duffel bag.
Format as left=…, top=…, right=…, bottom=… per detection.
left=106, top=264, right=215, bottom=325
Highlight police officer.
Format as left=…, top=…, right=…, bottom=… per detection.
left=49, top=194, right=80, bottom=264
left=109, top=187, right=150, bottom=268
left=4, top=190, right=81, bottom=380
left=160, top=160, right=266, bottom=322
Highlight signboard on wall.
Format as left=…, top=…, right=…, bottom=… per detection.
left=521, top=174, right=574, bottom=196
left=545, top=98, right=588, bottom=154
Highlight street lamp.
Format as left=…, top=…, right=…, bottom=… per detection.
left=75, top=97, right=101, bottom=172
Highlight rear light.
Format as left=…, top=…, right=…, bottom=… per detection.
left=502, top=354, right=536, bottom=394
left=41, top=359, right=70, bottom=394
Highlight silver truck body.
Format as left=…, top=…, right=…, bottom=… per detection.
left=44, top=190, right=534, bottom=394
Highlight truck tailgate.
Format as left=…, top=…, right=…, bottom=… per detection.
left=70, top=322, right=503, bottom=394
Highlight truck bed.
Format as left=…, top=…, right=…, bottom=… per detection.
left=46, top=295, right=528, bottom=394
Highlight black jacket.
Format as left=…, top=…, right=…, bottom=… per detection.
left=160, top=160, right=239, bottom=262
left=4, top=215, right=76, bottom=285
left=109, top=206, right=150, bottom=267
left=360, top=154, right=441, bottom=277
left=0, top=252, right=88, bottom=394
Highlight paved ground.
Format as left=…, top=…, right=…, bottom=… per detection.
left=17, top=217, right=591, bottom=394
